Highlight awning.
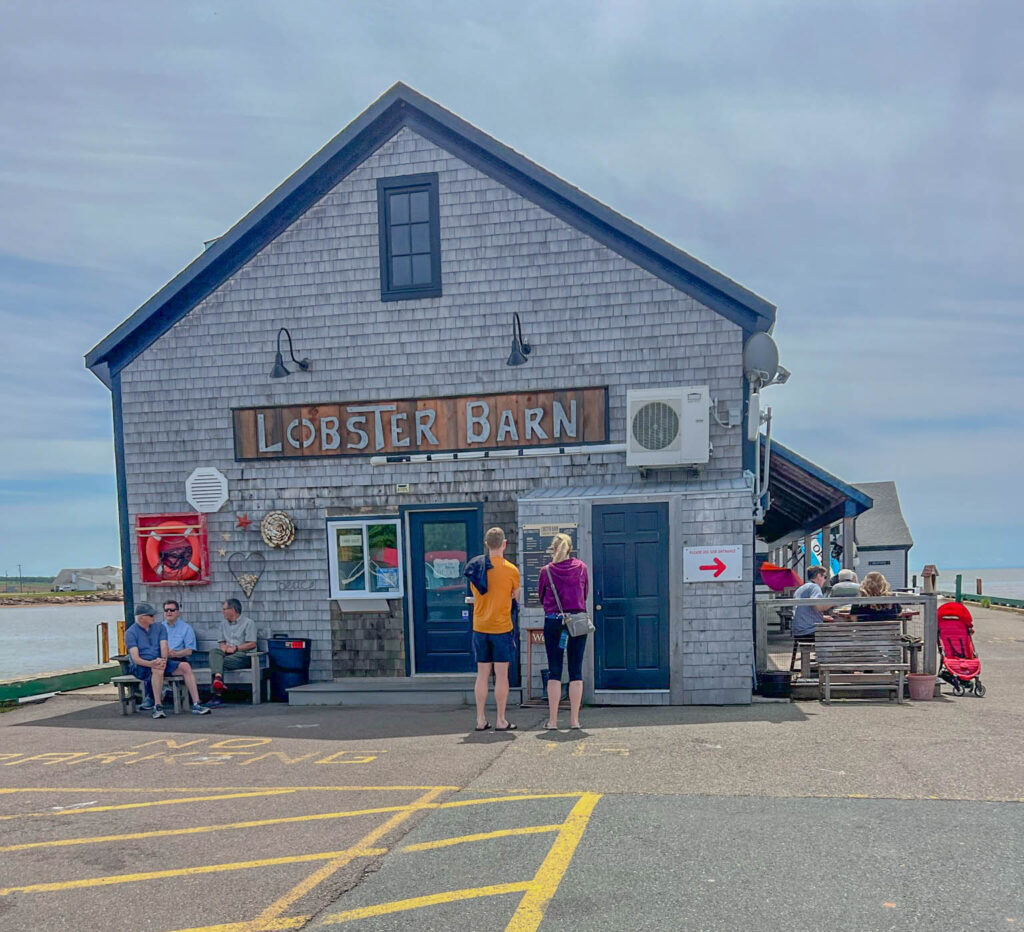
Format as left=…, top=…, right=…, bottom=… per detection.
left=758, top=438, right=873, bottom=544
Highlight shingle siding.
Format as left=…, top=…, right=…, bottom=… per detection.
left=119, top=127, right=749, bottom=690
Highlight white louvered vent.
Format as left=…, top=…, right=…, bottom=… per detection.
left=186, top=467, right=229, bottom=513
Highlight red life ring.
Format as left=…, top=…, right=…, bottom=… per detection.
left=145, top=521, right=201, bottom=581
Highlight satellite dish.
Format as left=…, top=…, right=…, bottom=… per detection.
left=743, top=332, right=780, bottom=386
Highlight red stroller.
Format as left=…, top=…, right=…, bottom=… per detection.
left=937, top=602, right=985, bottom=697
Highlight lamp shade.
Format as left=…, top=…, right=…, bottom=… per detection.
left=506, top=312, right=532, bottom=366
left=270, top=351, right=290, bottom=379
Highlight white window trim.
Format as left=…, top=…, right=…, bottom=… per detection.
left=326, top=517, right=404, bottom=600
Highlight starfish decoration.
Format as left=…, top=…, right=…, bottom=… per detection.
left=217, top=547, right=227, bottom=557
left=221, top=532, right=231, bottom=541
left=236, top=513, right=252, bottom=530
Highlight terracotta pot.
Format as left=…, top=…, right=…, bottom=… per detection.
left=908, top=673, right=935, bottom=701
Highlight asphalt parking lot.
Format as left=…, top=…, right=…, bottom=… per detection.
left=1, top=606, right=1021, bottom=931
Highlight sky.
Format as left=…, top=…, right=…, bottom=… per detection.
left=1, top=0, right=1021, bottom=577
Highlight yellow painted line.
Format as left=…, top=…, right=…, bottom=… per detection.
left=0, top=785, right=458, bottom=794
left=244, top=786, right=447, bottom=932
left=166, top=920, right=308, bottom=932
left=403, top=824, right=562, bottom=852
left=0, top=803, right=437, bottom=853
left=505, top=792, right=602, bottom=931
left=0, top=847, right=388, bottom=896
left=0, top=789, right=298, bottom=821
left=321, top=882, right=531, bottom=924
left=439, top=792, right=585, bottom=809
left=0, top=794, right=577, bottom=852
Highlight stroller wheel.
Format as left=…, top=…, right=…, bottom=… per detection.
left=974, top=681, right=986, bottom=698
left=952, top=680, right=965, bottom=696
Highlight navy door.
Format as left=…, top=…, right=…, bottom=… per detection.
left=409, top=508, right=482, bottom=674
left=592, top=503, right=670, bottom=689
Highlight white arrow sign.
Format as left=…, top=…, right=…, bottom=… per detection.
left=683, top=545, right=744, bottom=582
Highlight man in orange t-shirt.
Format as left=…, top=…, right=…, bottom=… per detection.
left=470, top=527, right=520, bottom=732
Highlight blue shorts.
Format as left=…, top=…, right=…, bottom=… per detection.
left=472, top=631, right=516, bottom=665
left=129, top=660, right=181, bottom=696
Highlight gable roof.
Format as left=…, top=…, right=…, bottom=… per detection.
left=86, top=82, right=776, bottom=388
left=758, top=438, right=874, bottom=544
left=853, top=481, right=914, bottom=548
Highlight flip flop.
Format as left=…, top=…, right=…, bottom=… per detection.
left=494, top=722, right=518, bottom=731
left=474, top=722, right=491, bottom=731
left=544, top=722, right=559, bottom=730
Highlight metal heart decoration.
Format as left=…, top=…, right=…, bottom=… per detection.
left=227, top=551, right=266, bottom=599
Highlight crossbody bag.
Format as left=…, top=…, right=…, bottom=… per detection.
left=542, top=565, right=595, bottom=637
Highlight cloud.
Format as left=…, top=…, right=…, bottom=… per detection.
left=0, top=0, right=1020, bottom=570
left=0, top=491, right=120, bottom=575
left=0, top=440, right=114, bottom=480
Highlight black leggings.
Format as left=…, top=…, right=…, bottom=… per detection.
left=543, top=616, right=587, bottom=683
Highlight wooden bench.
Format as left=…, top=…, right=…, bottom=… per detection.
left=815, top=621, right=909, bottom=704
left=112, top=639, right=269, bottom=712
left=110, top=659, right=189, bottom=715
left=190, top=638, right=269, bottom=704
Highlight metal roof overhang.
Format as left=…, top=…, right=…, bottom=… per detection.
left=758, top=438, right=873, bottom=545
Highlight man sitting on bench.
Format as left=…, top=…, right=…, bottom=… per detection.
left=161, top=600, right=211, bottom=715
left=207, top=598, right=258, bottom=704
left=125, top=603, right=174, bottom=720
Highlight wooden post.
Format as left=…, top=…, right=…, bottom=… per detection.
left=803, top=534, right=815, bottom=579
left=922, top=593, right=938, bottom=675
left=976, top=577, right=983, bottom=596
left=842, top=516, right=855, bottom=570
left=955, top=574, right=962, bottom=601
left=755, top=605, right=767, bottom=674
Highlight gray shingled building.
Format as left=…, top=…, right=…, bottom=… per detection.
left=87, top=84, right=856, bottom=705
left=853, top=481, right=914, bottom=588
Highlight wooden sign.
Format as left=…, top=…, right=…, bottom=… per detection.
left=233, top=387, right=608, bottom=460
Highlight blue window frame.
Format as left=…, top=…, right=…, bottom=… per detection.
left=377, top=173, right=441, bottom=301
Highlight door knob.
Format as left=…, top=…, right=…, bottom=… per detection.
left=595, top=604, right=602, bottom=611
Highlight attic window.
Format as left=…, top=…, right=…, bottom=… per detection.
left=377, top=173, right=441, bottom=301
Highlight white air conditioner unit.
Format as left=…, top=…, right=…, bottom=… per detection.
left=626, top=386, right=710, bottom=467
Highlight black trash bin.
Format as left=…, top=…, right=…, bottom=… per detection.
left=267, top=635, right=312, bottom=702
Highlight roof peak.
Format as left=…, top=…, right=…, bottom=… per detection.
left=86, top=83, right=776, bottom=387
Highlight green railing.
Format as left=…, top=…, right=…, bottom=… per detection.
left=0, top=665, right=118, bottom=702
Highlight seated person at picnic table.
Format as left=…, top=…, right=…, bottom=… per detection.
left=791, top=566, right=832, bottom=640
left=124, top=602, right=175, bottom=719
left=828, top=569, right=861, bottom=603
left=208, top=598, right=258, bottom=698
left=850, top=571, right=902, bottom=621
left=160, top=600, right=211, bottom=714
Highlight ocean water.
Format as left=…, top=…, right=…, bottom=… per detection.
left=0, top=603, right=121, bottom=680
left=938, top=568, right=1024, bottom=601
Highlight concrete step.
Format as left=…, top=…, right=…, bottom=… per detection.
left=287, top=676, right=524, bottom=707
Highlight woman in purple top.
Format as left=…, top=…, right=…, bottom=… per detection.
left=538, top=533, right=590, bottom=730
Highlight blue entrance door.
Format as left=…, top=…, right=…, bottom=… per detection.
left=592, top=503, right=670, bottom=690
left=408, top=508, right=482, bottom=674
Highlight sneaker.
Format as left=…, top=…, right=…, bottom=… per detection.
left=191, top=703, right=211, bottom=715
left=212, top=677, right=226, bottom=693
left=139, top=698, right=155, bottom=711
left=151, top=705, right=166, bottom=719
left=203, top=698, right=223, bottom=709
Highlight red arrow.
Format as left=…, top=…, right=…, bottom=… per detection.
left=699, top=557, right=727, bottom=578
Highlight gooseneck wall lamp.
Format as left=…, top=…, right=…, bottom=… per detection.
left=506, top=312, right=532, bottom=367
left=270, top=327, right=311, bottom=379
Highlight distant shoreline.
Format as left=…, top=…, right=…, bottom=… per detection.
left=0, top=592, right=124, bottom=608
